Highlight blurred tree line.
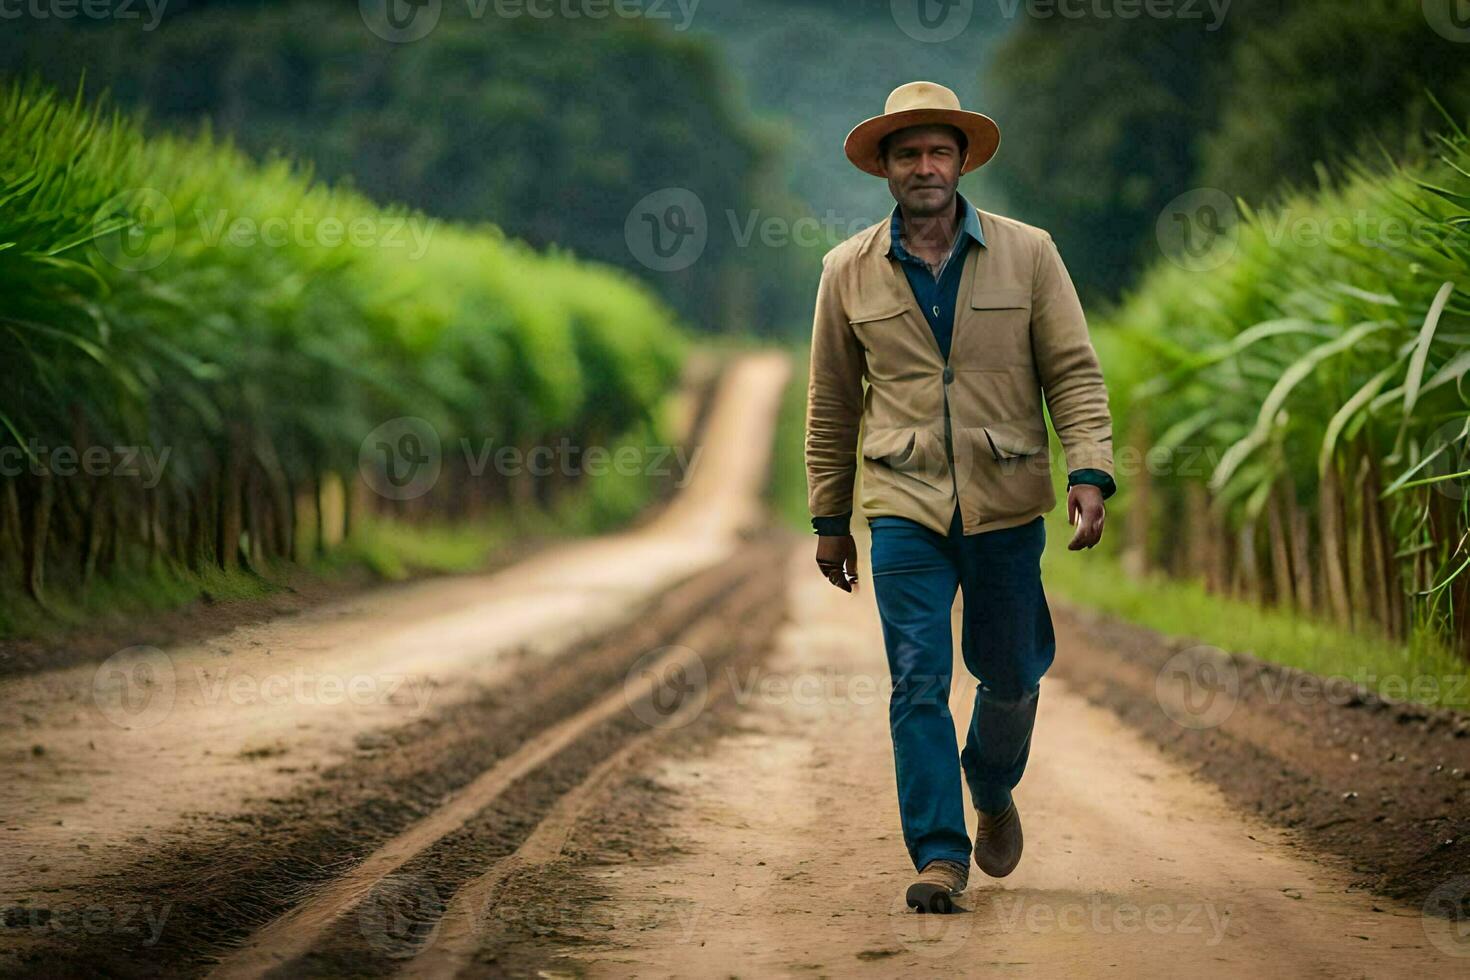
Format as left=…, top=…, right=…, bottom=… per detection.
left=685, top=0, right=1014, bottom=245
left=0, top=0, right=818, bottom=336
left=986, top=0, right=1470, bottom=302
left=4, top=0, right=1463, bottom=324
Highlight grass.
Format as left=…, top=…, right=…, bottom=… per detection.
left=327, top=518, right=514, bottom=582
left=0, top=561, right=279, bottom=641
left=1040, top=491, right=1470, bottom=712
left=0, top=487, right=656, bottom=645
left=766, top=345, right=813, bottom=531
left=0, top=529, right=481, bottom=643
left=0, top=404, right=678, bottom=646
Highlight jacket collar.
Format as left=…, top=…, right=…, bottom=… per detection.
left=884, top=192, right=986, bottom=263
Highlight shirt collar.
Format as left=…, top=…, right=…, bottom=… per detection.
left=887, top=192, right=986, bottom=262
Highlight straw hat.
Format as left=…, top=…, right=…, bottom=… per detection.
left=843, top=81, right=1001, bottom=177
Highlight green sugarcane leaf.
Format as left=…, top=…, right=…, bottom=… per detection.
left=1326, top=282, right=1399, bottom=307
left=1404, top=282, right=1456, bottom=415
left=1319, top=364, right=1398, bottom=476
left=1214, top=320, right=1392, bottom=491
left=1382, top=415, right=1470, bottom=496
left=1153, top=407, right=1218, bottom=458
left=0, top=411, right=40, bottom=463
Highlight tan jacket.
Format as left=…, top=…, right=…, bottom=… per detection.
left=804, top=209, right=1115, bottom=537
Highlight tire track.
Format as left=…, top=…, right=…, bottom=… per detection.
left=205, top=541, right=791, bottom=979
left=402, top=730, right=658, bottom=979
left=396, top=565, right=791, bottom=978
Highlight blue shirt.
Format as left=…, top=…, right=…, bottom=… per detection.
left=888, top=193, right=987, bottom=362
left=810, top=195, right=1115, bottom=536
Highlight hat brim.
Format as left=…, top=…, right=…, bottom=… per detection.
left=843, top=108, right=1000, bottom=177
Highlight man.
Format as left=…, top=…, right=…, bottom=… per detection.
left=804, top=81, right=1116, bottom=914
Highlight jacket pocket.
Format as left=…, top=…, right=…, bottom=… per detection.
left=965, top=287, right=1033, bottom=368
left=862, top=423, right=950, bottom=491
left=861, top=424, right=918, bottom=467
left=982, top=416, right=1049, bottom=460
left=849, top=304, right=906, bottom=325
left=970, top=288, right=1031, bottom=312
left=848, top=305, right=934, bottom=382
left=953, top=418, right=1055, bottom=518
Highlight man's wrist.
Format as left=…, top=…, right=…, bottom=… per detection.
left=811, top=512, right=852, bottom=536
left=1067, top=468, right=1116, bottom=500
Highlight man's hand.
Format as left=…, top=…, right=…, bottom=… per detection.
left=815, top=534, right=859, bottom=592
left=1067, top=484, right=1106, bottom=550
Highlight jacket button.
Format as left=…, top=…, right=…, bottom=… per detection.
left=942, top=365, right=954, bottom=384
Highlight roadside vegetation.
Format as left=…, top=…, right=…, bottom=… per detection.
left=0, top=0, right=817, bottom=337
left=766, top=348, right=813, bottom=532
left=1096, top=108, right=1470, bottom=672
left=0, top=80, right=685, bottom=639
left=987, top=0, right=1470, bottom=302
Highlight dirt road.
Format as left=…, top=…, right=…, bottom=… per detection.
left=512, top=537, right=1449, bottom=978
left=0, top=354, right=789, bottom=973
left=3, top=349, right=1464, bottom=977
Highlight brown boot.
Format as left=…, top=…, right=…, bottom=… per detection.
left=973, top=801, right=1023, bottom=877
left=905, top=859, right=968, bottom=913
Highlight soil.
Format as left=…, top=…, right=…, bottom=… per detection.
left=1, top=534, right=793, bottom=979
left=0, top=564, right=380, bottom=680
left=1047, top=605, right=1470, bottom=912
left=0, top=353, right=794, bottom=977
left=467, top=541, right=1458, bottom=978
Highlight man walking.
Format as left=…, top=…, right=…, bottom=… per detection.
left=804, top=81, right=1116, bottom=913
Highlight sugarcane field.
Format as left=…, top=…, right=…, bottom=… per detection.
left=2, top=3, right=1470, bottom=978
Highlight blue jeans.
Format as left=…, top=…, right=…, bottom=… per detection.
left=868, top=506, right=1055, bottom=871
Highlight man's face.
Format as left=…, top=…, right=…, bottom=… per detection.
left=882, top=125, right=963, bottom=217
